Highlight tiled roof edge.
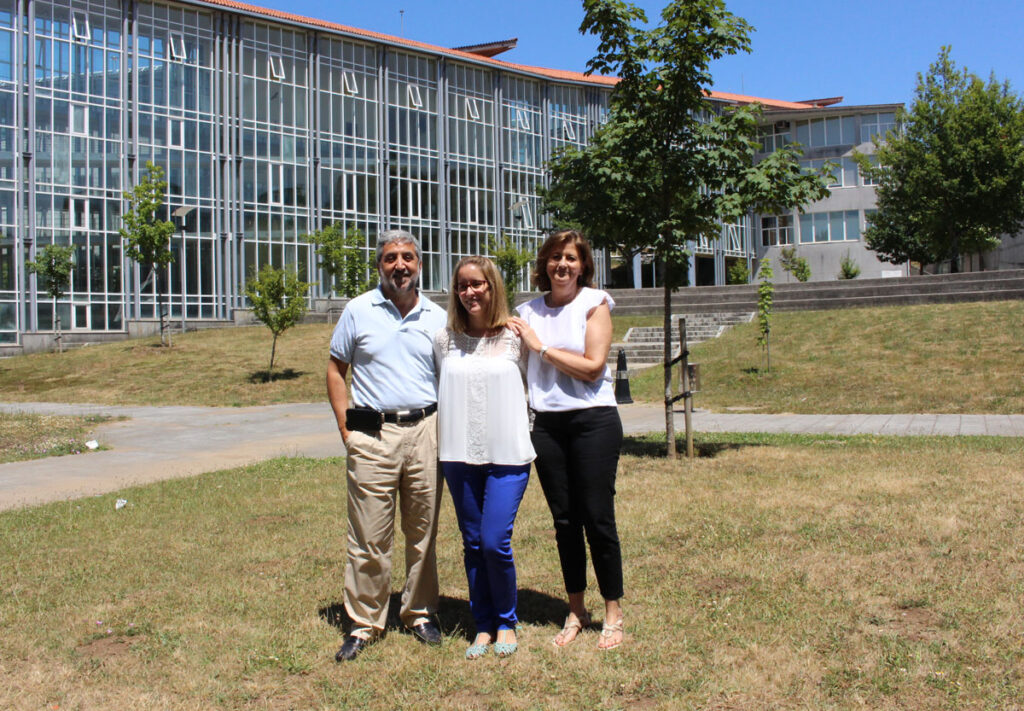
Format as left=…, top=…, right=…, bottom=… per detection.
left=195, top=0, right=823, bottom=104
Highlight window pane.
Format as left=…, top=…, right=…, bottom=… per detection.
left=814, top=213, right=829, bottom=242
left=810, top=120, right=825, bottom=147
left=845, top=210, right=861, bottom=241
left=800, top=213, right=813, bottom=244
left=842, top=116, right=856, bottom=144
left=842, top=157, right=858, bottom=187
left=830, top=212, right=845, bottom=241
left=796, top=121, right=809, bottom=146
left=825, top=117, right=840, bottom=145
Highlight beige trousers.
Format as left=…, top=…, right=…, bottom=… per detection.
left=343, top=413, right=442, bottom=638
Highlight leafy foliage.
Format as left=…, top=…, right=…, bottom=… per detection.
left=26, top=244, right=75, bottom=353
left=26, top=244, right=74, bottom=301
left=838, top=251, right=861, bottom=280
left=541, top=0, right=829, bottom=455
left=779, top=246, right=811, bottom=282
left=726, top=259, right=750, bottom=285
left=859, top=47, right=1024, bottom=271
left=303, top=223, right=373, bottom=298
left=120, top=161, right=176, bottom=345
left=244, top=265, right=312, bottom=375
left=487, top=234, right=534, bottom=310
left=757, top=259, right=774, bottom=372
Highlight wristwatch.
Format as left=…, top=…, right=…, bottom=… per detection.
left=539, top=345, right=550, bottom=360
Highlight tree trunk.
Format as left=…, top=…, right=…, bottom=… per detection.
left=269, top=333, right=278, bottom=377
left=156, top=262, right=170, bottom=347
left=55, top=312, right=63, bottom=355
left=663, top=274, right=676, bottom=458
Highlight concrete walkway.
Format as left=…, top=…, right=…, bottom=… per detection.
left=1, top=401, right=1022, bottom=512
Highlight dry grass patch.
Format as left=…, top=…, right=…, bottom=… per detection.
left=1, top=301, right=1021, bottom=414
left=0, top=412, right=111, bottom=463
left=1, top=434, right=1023, bottom=709
left=630, top=300, right=1024, bottom=413
left=0, top=323, right=335, bottom=406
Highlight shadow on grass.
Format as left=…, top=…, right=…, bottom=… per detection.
left=621, top=434, right=767, bottom=459
left=248, top=368, right=304, bottom=384
left=319, top=588, right=568, bottom=641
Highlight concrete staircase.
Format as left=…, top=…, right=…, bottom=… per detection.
left=605, top=268, right=1024, bottom=315
left=610, top=311, right=753, bottom=370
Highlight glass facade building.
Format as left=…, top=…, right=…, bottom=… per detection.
left=6, top=0, right=630, bottom=348
left=2, top=0, right=897, bottom=349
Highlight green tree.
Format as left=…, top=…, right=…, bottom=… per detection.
left=779, top=246, right=811, bottom=282
left=757, top=259, right=774, bottom=372
left=486, top=234, right=534, bottom=310
left=860, top=47, right=1024, bottom=273
left=837, top=251, right=861, bottom=280
left=726, top=259, right=750, bottom=285
left=120, top=161, right=176, bottom=345
left=244, top=265, right=312, bottom=377
left=26, top=244, right=75, bottom=354
left=304, top=223, right=373, bottom=298
left=542, top=0, right=830, bottom=456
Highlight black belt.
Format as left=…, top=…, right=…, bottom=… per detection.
left=382, top=403, right=437, bottom=424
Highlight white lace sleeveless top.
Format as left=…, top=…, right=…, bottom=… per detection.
left=433, top=326, right=536, bottom=466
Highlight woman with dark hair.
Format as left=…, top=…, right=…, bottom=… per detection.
left=508, top=230, right=625, bottom=651
left=434, top=255, right=534, bottom=659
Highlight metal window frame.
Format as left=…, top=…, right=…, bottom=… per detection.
left=268, top=54, right=285, bottom=81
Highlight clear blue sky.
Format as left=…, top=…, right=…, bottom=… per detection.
left=251, top=0, right=1024, bottom=108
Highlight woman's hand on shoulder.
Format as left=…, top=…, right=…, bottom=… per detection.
left=507, top=316, right=542, bottom=353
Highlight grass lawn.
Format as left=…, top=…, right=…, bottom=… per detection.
left=629, top=300, right=1024, bottom=414
left=0, top=300, right=1021, bottom=413
left=0, top=412, right=111, bottom=463
left=2, top=433, right=1022, bottom=709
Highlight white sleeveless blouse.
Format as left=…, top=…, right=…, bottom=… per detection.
left=434, top=326, right=536, bottom=466
left=516, top=287, right=618, bottom=412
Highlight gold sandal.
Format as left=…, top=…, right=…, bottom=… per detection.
left=598, top=617, right=624, bottom=650
left=552, top=611, right=591, bottom=647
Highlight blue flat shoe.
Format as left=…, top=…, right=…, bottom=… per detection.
left=465, top=642, right=489, bottom=660
left=493, top=640, right=517, bottom=657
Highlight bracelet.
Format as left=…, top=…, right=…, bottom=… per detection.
left=539, top=345, right=549, bottom=360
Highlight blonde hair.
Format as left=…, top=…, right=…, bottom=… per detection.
left=447, top=256, right=510, bottom=333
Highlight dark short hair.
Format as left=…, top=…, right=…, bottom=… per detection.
left=447, top=256, right=510, bottom=333
left=532, top=230, right=595, bottom=292
left=375, top=229, right=421, bottom=265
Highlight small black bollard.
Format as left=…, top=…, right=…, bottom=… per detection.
left=614, top=348, right=633, bottom=404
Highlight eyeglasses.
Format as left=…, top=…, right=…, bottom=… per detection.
left=456, top=279, right=488, bottom=293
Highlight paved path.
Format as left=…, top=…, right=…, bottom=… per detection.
left=1, top=401, right=1021, bottom=511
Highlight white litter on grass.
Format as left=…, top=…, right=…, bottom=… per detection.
left=115, top=499, right=128, bottom=510
left=85, top=440, right=99, bottom=450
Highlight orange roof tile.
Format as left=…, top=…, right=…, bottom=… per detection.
left=705, top=90, right=816, bottom=110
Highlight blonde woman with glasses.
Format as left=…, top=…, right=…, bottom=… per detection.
left=434, top=256, right=535, bottom=659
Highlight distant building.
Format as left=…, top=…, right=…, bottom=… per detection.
left=2, top=0, right=911, bottom=349
left=751, top=102, right=906, bottom=284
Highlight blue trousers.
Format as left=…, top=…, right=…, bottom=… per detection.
left=441, top=461, right=531, bottom=633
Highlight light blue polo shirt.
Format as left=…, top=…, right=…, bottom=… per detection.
left=329, top=286, right=448, bottom=411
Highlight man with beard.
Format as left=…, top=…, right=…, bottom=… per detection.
left=326, top=229, right=448, bottom=661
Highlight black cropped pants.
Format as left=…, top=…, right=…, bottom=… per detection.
left=530, top=406, right=624, bottom=601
